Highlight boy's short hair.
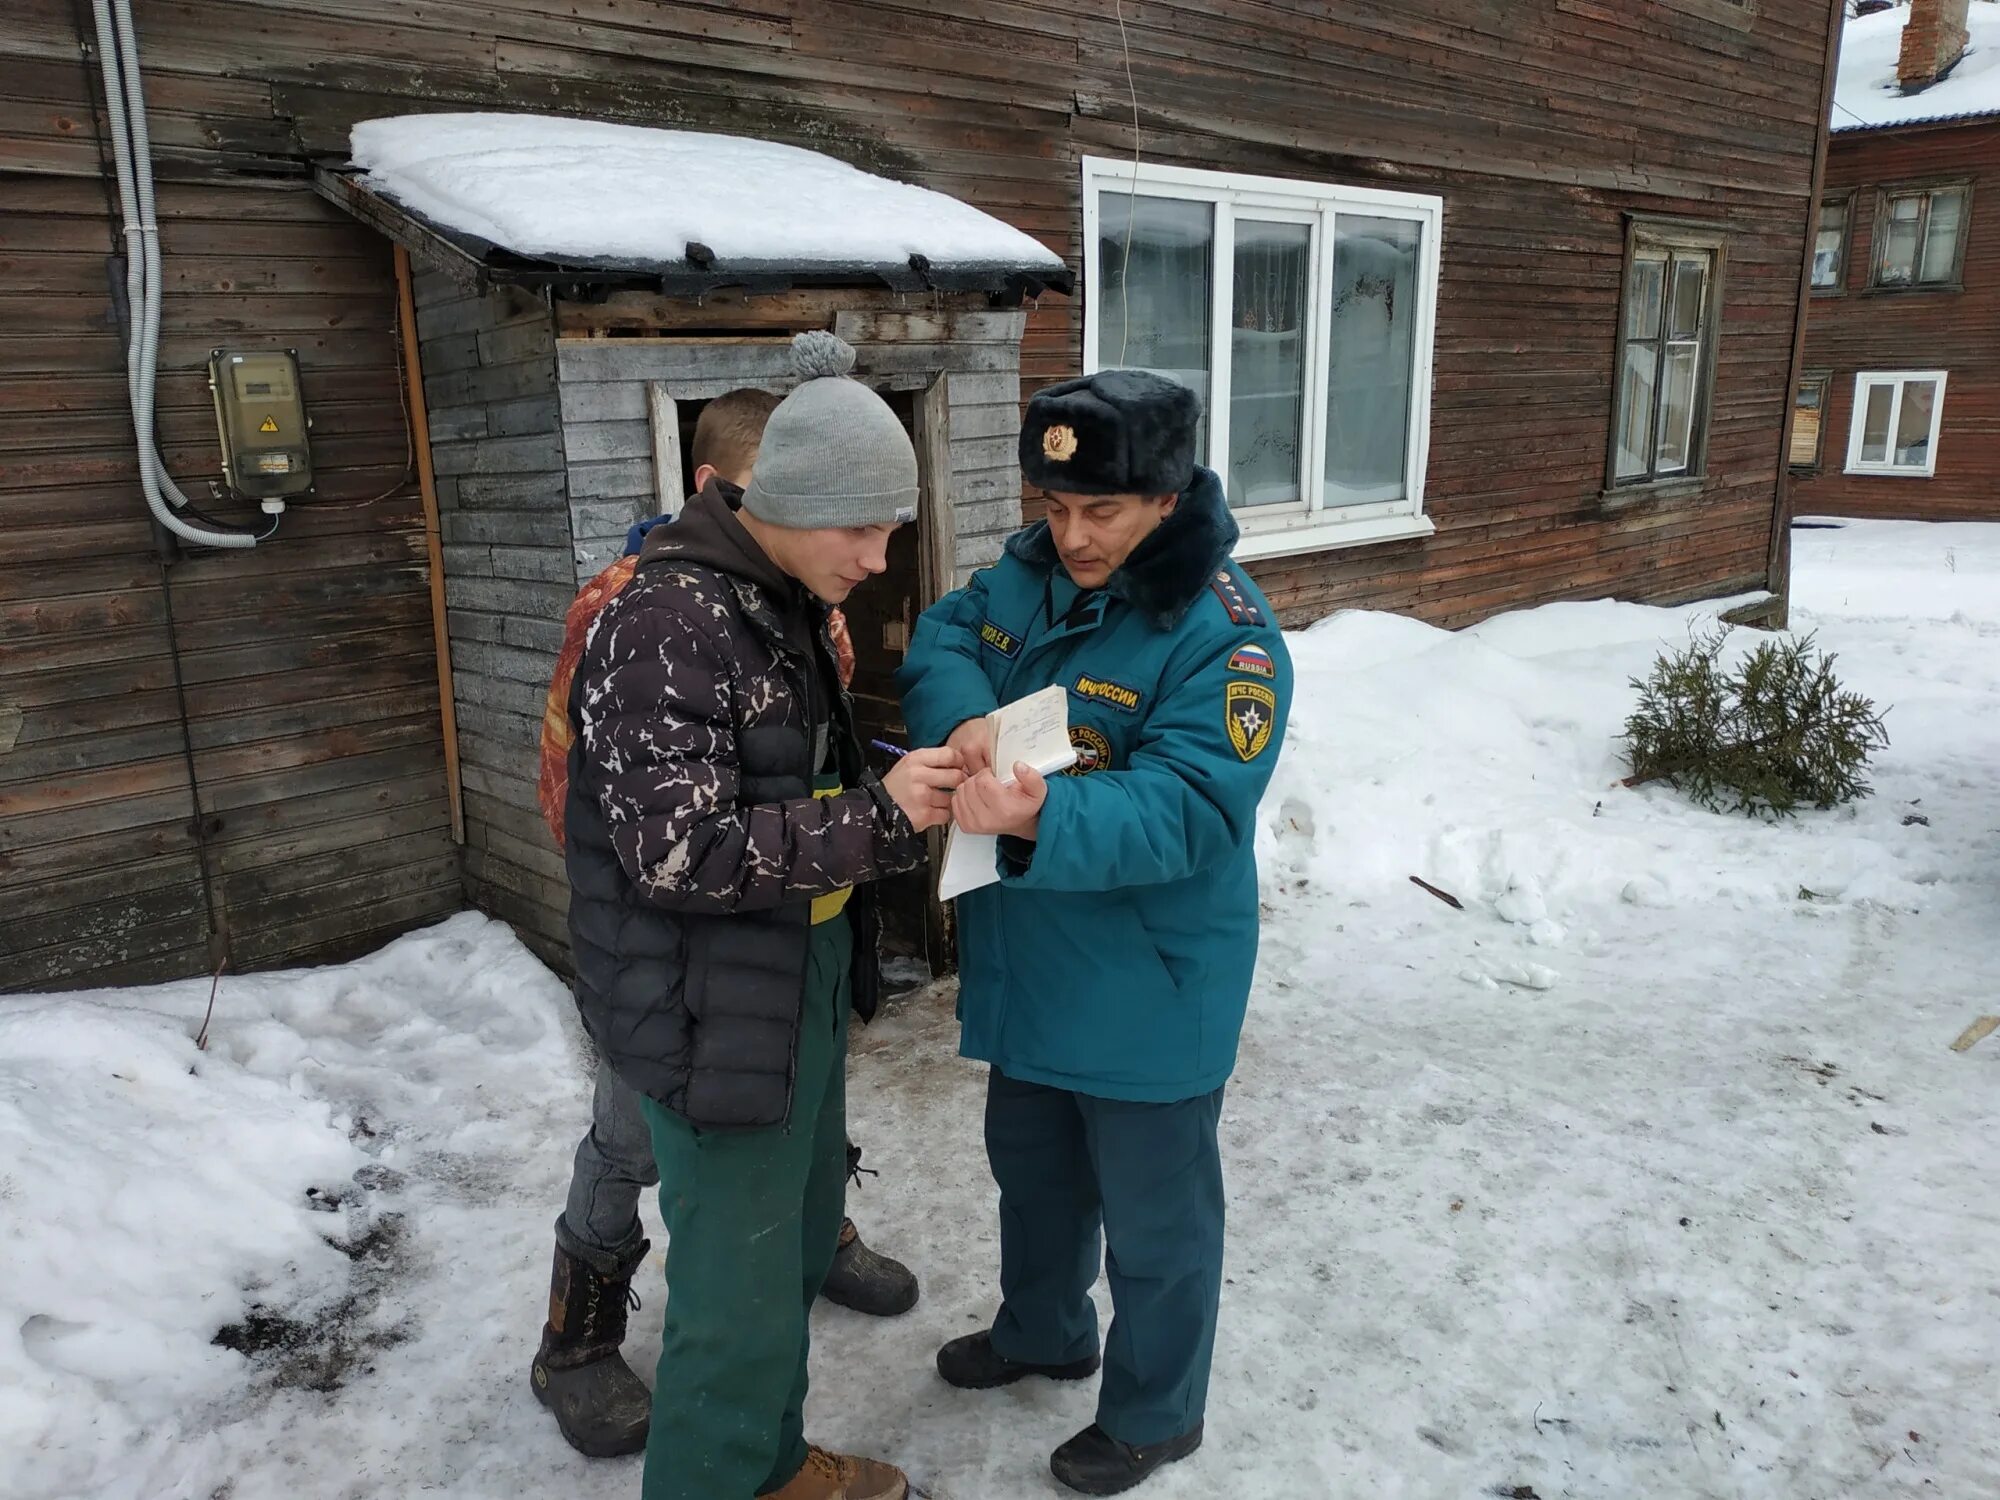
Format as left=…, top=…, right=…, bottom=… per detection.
left=692, top=387, right=782, bottom=479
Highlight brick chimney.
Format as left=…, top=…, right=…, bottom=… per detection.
left=1897, top=0, right=1972, bottom=92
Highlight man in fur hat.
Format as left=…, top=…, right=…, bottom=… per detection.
left=898, top=369, right=1293, bottom=1495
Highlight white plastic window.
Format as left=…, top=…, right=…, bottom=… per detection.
left=1083, top=158, right=1443, bottom=560
left=1846, top=372, right=1947, bottom=476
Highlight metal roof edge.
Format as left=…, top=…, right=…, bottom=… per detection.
left=1832, top=106, right=2000, bottom=134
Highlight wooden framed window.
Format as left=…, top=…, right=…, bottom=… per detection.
left=1790, top=373, right=1830, bottom=471
left=1609, top=220, right=1725, bottom=491
left=1812, top=196, right=1850, bottom=292
left=1845, top=371, right=1947, bottom=477
left=1870, top=184, right=1970, bottom=289
left=1081, top=156, right=1444, bottom=560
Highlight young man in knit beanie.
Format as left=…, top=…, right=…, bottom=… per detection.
left=531, top=386, right=923, bottom=1467
left=563, top=331, right=961, bottom=1500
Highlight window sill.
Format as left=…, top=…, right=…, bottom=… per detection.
left=1843, top=466, right=1936, bottom=479
left=1231, top=512, right=1436, bottom=563
left=1860, top=282, right=1964, bottom=297
left=1600, top=476, right=1706, bottom=509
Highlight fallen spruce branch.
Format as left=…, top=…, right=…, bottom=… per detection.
left=1622, top=626, right=1888, bottom=818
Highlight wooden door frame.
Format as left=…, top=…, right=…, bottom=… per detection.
left=908, top=374, right=957, bottom=971
left=911, top=373, right=957, bottom=614
left=628, top=341, right=957, bottom=613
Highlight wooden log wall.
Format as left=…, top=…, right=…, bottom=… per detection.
left=5, top=0, right=1831, bottom=634
left=1, top=0, right=1841, bottom=985
left=7, top=0, right=1832, bottom=612
left=0, top=173, right=458, bottom=989
left=1791, top=120, right=2000, bottom=522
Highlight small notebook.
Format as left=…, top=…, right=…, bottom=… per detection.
left=936, top=684, right=1078, bottom=901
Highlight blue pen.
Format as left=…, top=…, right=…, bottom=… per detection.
left=869, top=739, right=909, bottom=758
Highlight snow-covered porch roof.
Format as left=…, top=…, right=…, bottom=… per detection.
left=316, top=113, right=1072, bottom=301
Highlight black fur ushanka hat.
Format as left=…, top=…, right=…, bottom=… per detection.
left=1019, top=369, right=1203, bottom=497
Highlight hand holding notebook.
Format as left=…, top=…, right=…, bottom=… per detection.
left=936, top=684, right=1077, bottom=901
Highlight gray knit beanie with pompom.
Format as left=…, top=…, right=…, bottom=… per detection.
left=740, top=330, right=920, bottom=531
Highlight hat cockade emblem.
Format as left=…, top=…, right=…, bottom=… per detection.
left=1042, top=423, right=1079, bottom=462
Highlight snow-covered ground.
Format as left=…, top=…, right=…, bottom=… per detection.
left=5, top=519, right=1997, bottom=1500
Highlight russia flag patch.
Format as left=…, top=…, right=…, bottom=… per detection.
left=1227, top=642, right=1275, bottom=679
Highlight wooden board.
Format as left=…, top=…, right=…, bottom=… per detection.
left=409, top=277, right=571, bottom=962
left=0, top=176, right=454, bottom=988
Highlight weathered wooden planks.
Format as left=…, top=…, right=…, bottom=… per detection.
left=410, top=273, right=571, bottom=960
left=0, top=174, right=455, bottom=990
left=1, top=0, right=1841, bottom=988
left=1792, top=120, right=2000, bottom=522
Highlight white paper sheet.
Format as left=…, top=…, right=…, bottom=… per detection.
left=936, top=685, right=1077, bottom=901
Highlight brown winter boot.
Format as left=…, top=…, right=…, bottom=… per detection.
left=758, top=1444, right=909, bottom=1500
left=529, top=1226, right=652, bottom=1457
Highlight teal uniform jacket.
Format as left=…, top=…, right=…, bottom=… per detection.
left=896, top=468, right=1292, bottom=1103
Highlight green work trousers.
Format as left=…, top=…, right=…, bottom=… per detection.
left=638, top=912, right=851, bottom=1500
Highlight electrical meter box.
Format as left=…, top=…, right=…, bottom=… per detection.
left=208, top=349, right=314, bottom=501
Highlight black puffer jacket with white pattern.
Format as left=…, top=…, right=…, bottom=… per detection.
left=564, top=482, right=923, bottom=1129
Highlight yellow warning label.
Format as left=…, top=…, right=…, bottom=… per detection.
left=258, top=416, right=279, bottom=433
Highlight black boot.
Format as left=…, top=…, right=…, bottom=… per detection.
left=1050, top=1423, right=1204, bottom=1496
left=936, top=1329, right=1101, bottom=1390
left=820, top=1218, right=920, bottom=1317
left=529, top=1224, right=651, bottom=1458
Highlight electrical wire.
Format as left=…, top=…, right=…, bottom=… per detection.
left=177, top=503, right=284, bottom=541
left=91, top=0, right=271, bottom=548
left=308, top=309, right=418, bottom=510
left=1113, top=0, right=1142, bottom=366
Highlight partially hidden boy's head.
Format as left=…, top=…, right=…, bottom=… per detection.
left=736, top=331, right=919, bottom=607
left=691, top=386, right=782, bottom=493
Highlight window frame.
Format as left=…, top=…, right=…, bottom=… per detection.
left=1844, top=370, right=1948, bottom=477
left=1811, top=192, right=1852, bottom=295
left=1604, top=217, right=1728, bottom=497
left=1080, top=155, right=1443, bottom=561
left=1789, top=370, right=1832, bottom=473
left=1867, top=180, right=1973, bottom=292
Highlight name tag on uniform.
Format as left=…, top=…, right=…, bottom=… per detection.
left=1072, top=673, right=1142, bottom=713
left=979, top=620, right=1021, bottom=658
